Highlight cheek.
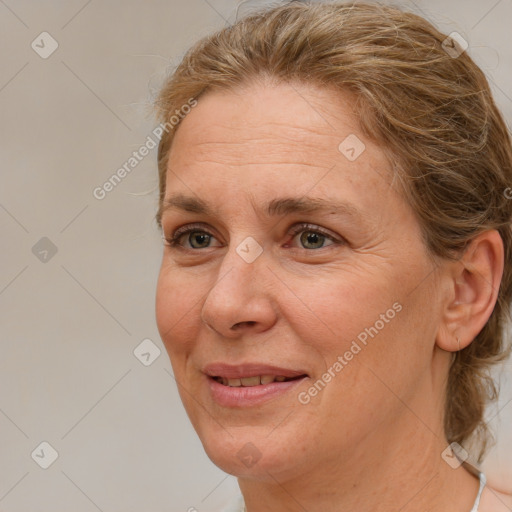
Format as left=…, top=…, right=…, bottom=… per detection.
left=287, top=266, right=398, bottom=346
left=284, top=259, right=427, bottom=391
left=155, top=263, right=202, bottom=356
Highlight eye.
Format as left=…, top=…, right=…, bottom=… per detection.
left=163, top=222, right=344, bottom=251
left=163, top=223, right=221, bottom=250
left=287, top=223, right=342, bottom=250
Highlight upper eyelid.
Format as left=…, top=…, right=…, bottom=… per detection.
left=288, top=223, right=340, bottom=241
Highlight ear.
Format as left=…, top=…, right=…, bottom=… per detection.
left=436, top=229, right=504, bottom=352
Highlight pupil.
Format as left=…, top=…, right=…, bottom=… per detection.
left=191, top=232, right=209, bottom=248
left=301, top=231, right=323, bottom=249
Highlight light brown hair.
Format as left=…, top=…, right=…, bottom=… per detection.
left=154, top=1, right=512, bottom=462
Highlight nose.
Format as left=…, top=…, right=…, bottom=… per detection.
left=200, top=244, right=278, bottom=338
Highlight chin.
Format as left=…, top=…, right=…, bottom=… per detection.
left=199, top=424, right=264, bottom=471
left=197, top=423, right=309, bottom=482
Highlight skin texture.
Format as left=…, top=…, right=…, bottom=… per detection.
left=155, top=79, right=507, bottom=512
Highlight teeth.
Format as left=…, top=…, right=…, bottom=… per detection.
left=215, top=375, right=294, bottom=387
left=240, top=376, right=261, bottom=387
left=260, top=375, right=276, bottom=385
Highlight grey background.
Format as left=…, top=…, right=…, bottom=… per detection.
left=0, top=1, right=511, bottom=511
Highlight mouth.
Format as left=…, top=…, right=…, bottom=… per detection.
left=203, top=363, right=309, bottom=407
left=211, top=374, right=307, bottom=387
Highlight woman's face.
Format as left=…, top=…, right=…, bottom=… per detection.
left=156, top=80, right=447, bottom=482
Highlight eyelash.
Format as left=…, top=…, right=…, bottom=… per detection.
left=163, top=222, right=344, bottom=250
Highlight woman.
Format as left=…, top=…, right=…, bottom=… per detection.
left=153, top=2, right=512, bottom=510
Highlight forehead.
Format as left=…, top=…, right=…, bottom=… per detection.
left=163, top=80, right=397, bottom=223
left=169, top=80, right=363, bottom=160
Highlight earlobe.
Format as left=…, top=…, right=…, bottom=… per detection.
left=435, top=229, right=504, bottom=353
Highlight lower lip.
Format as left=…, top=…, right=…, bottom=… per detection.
left=207, top=376, right=308, bottom=407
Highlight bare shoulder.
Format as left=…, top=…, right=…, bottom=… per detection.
left=479, top=484, right=512, bottom=512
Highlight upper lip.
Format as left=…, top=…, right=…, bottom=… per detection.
left=203, top=363, right=309, bottom=379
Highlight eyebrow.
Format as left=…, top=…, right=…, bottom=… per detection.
left=160, top=193, right=364, bottom=223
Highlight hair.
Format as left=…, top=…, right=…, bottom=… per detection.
left=153, top=1, right=512, bottom=462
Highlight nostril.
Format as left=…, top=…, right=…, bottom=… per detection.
left=232, top=321, right=256, bottom=329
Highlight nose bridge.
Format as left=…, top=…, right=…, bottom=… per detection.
left=201, top=234, right=276, bottom=335
left=210, top=234, right=268, bottom=302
